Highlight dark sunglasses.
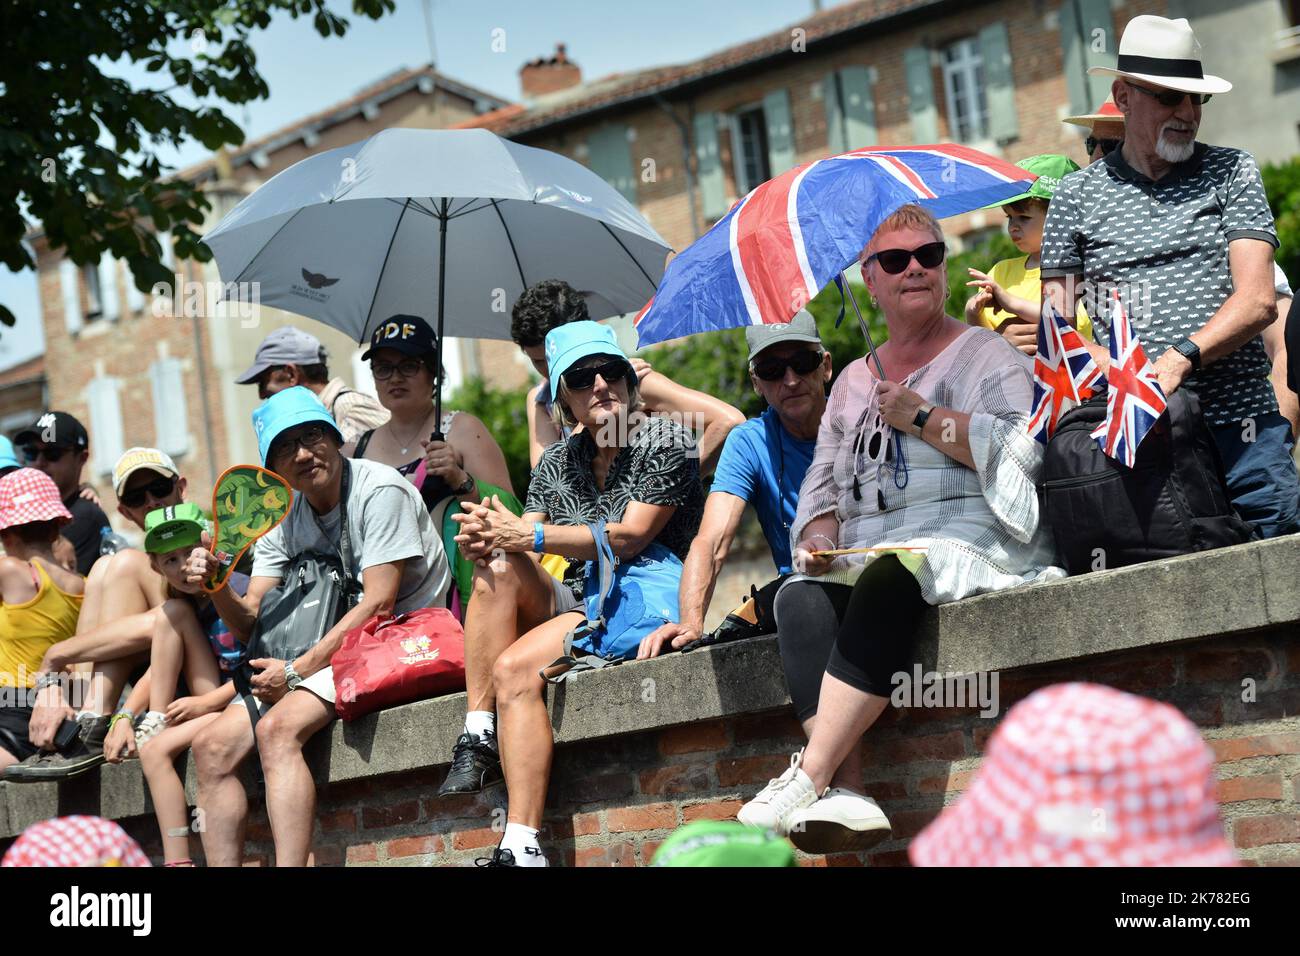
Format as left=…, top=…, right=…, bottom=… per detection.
left=270, top=424, right=330, bottom=463
left=1125, top=81, right=1211, bottom=108
left=752, top=349, right=823, bottom=382
left=866, top=241, right=946, bottom=275
left=119, top=476, right=178, bottom=508
left=1085, top=136, right=1122, bottom=157
left=371, top=358, right=426, bottom=381
left=19, top=444, right=70, bottom=464
left=562, top=359, right=631, bottom=391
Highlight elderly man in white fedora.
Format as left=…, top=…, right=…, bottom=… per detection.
left=1041, top=14, right=1299, bottom=539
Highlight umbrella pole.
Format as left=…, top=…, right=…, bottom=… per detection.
left=433, top=198, right=449, bottom=437
left=841, top=270, right=887, bottom=380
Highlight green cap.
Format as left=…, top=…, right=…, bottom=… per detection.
left=983, top=154, right=1081, bottom=208
left=144, top=503, right=207, bottom=554
left=650, top=821, right=797, bottom=867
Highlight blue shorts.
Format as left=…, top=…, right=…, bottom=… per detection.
left=1211, top=412, right=1300, bottom=539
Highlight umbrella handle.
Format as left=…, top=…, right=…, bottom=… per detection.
left=414, top=429, right=453, bottom=508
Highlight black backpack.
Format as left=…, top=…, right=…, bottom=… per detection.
left=1039, top=386, right=1254, bottom=574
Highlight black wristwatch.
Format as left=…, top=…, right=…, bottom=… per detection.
left=452, top=473, right=477, bottom=497
left=912, top=403, right=935, bottom=436
left=1173, top=337, right=1202, bottom=371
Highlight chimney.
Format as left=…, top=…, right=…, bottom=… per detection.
left=519, top=43, right=582, bottom=98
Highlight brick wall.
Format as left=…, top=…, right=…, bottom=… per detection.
left=97, top=626, right=1300, bottom=867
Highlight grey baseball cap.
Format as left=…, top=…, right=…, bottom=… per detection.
left=235, top=327, right=327, bottom=384
left=745, top=310, right=822, bottom=362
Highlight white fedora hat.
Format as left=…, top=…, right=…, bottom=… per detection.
left=1088, top=15, right=1231, bottom=95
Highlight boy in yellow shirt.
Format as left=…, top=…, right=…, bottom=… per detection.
left=965, top=154, right=1091, bottom=354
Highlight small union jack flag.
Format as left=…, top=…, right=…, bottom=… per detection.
left=1026, top=302, right=1096, bottom=443
left=1091, top=291, right=1168, bottom=467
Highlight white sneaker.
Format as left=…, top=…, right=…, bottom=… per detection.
left=135, top=711, right=167, bottom=749
left=737, top=750, right=819, bottom=835
left=788, top=787, right=893, bottom=854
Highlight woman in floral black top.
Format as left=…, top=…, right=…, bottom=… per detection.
left=442, top=321, right=704, bottom=867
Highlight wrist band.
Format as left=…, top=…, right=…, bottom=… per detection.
left=808, top=533, right=837, bottom=550
left=532, top=521, right=545, bottom=553
left=109, top=711, right=135, bottom=730
left=34, top=672, right=62, bottom=691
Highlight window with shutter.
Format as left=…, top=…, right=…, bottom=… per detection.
left=124, top=260, right=146, bottom=314
left=979, top=23, right=1018, bottom=143
left=97, top=253, right=120, bottom=322
left=1060, top=0, right=1117, bottom=116
left=762, top=89, right=795, bottom=176
left=586, top=124, right=637, bottom=205
left=692, top=112, right=727, bottom=221
left=59, top=260, right=83, bottom=335
left=942, top=38, right=990, bottom=143
left=904, top=46, right=940, bottom=143
left=82, top=264, right=103, bottom=320
left=730, top=105, right=772, bottom=195
left=149, top=357, right=190, bottom=457
left=86, top=375, right=125, bottom=476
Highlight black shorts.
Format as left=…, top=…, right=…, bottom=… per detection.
left=0, top=703, right=37, bottom=762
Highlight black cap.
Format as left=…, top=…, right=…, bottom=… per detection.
left=360, top=315, right=439, bottom=362
left=13, top=412, right=89, bottom=450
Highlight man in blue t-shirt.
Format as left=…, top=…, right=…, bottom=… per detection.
left=641, top=310, right=830, bottom=653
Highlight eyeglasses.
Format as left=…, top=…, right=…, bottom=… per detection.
left=19, top=445, right=70, bottom=464
left=1125, top=81, right=1211, bottom=108
left=120, top=476, right=178, bottom=508
left=752, top=349, right=823, bottom=382
left=1085, top=136, right=1122, bottom=157
left=562, top=360, right=631, bottom=392
left=865, top=241, right=946, bottom=275
left=371, top=359, right=426, bottom=381
left=270, top=425, right=329, bottom=463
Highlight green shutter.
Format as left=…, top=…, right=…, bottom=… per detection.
left=904, top=47, right=938, bottom=143
left=586, top=124, right=636, bottom=205
left=824, top=66, right=877, bottom=154
left=692, top=111, right=727, bottom=220
left=762, top=88, right=796, bottom=176
left=979, top=23, right=1018, bottom=143
left=1060, top=0, right=1117, bottom=115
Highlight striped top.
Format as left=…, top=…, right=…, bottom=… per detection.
left=791, top=326, right=1065, bottom=605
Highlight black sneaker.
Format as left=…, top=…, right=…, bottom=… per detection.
left=438, top=732, right=503, bottom=796
left=475, top=848, right=517, bottom=867
left=2, top=714, right=111, bottom=783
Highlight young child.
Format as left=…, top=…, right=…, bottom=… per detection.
left=102, top=503, right=246, bottom=866
left=964, top=154, right=1091, bottom=355
left=0, top=469, right=85, bottom=771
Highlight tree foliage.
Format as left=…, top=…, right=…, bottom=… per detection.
left=0, top=0, right=396, bottom=328
left=1261, top=156, right=1300, bottom=291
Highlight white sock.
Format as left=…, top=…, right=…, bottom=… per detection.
left=464, top=711, right=497, bottom=749
left=144, top=710, right=166, bottom=724
left=73, top=710, right=101, bottom=722
left=499, top=823, right=547, bottom=867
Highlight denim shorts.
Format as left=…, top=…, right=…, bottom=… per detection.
left=1211, top=411, right=1300, bottom=538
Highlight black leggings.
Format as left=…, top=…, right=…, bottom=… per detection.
left=774, top=555, right=928, bottom=720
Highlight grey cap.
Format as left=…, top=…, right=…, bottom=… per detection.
left=745, top=310, right=822, bottom=362
left=235, top=327, right=327, bottom=384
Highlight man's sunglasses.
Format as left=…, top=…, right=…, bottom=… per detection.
left=1085, top=136, right=1121, bottom=157
left=119, top=476, right=178, bottom=508
left=270, top=425, right=330, bottom=463
left=371, top=358, right=426, bottom=381
left=19, top=445, right=71, bottom=464
left=866, top=241, right=946, bottom=275
left=752, top=348, right=823, bottom=382
left=562, top=359, right=631, bottom=391
left=1125, top=81, right=1211, bottom=108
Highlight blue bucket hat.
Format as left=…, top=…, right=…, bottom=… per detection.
left=544, top=321, right=628, bottom=401
left=0, top=436, right=19, bottom=474
left=251, top=386, right=342, bottom=465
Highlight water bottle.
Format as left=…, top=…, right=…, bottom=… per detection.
left=99, top=526, right=130, bottom=556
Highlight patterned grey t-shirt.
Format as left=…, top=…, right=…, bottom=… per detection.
left=1040, top=143, right=1279, bottom=427
left=525, top=415, right=705, bottom=599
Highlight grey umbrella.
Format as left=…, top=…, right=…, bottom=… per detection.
left=203, top=127, right=672, bottom=429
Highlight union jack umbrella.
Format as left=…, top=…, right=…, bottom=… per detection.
left=634, top=144, right=1036, bottom=347
left=1091, top=291, right=1168, bottom=467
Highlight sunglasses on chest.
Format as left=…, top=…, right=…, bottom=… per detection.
left=562, top=360, right=631, bottom=391
left=865, top=241, right=946, bottom=275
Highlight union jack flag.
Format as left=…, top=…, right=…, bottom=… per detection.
left=633, top=144, right=1036, bottom=346
left=1026, top=303, right=1084, bottom=443
left=1091, top=291, right=1168, bottom=467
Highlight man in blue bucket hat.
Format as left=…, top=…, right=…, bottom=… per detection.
left=184, top=386, right=450, bottom=866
